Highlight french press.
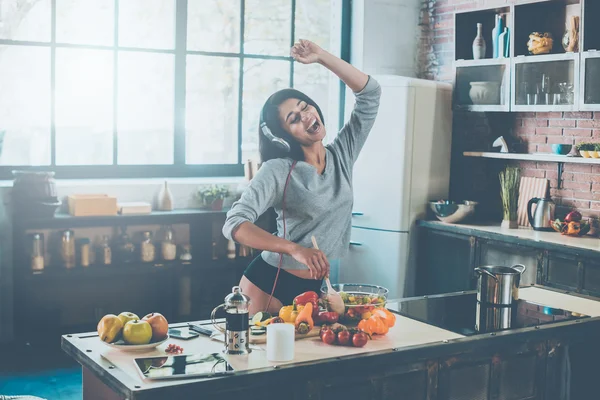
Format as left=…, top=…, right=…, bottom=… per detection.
left=211, top=286, right=251, bottom=355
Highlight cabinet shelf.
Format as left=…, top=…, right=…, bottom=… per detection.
left=463, top=151, right=600, bottom=164
left=454, top=59, right=510, bottom=68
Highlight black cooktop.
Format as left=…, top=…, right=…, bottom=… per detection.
left=388, top=292, right=589, bottom=336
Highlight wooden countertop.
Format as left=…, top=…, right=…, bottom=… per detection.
left=417, top=220, right=600, bottom=254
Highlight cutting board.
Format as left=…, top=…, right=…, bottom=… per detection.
left=211, top=323, right=321, bottom=344
left=518, top=177, right=549, bottom=227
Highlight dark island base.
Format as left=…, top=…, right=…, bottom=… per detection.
left=65, top=320, right=600, bottom=400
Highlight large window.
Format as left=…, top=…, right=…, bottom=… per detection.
left=0, top=0, right=348, bottom=179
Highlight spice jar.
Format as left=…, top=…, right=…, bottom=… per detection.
left=98, top=235, right=112, bottom=265
left=28, top=233, right=45, bottom=272
left=115, top=227, right=135, bottom=263
left=180, top=244, right=192, bottom=262
left=227, top=239, right=236, bottom=259
left=161, top=226, right=177, bottom=261
left=60, top=229, right=76, bottom=269
left=77, top=238, right=91, bottom=267
left=140, top=231, right=156, bottom=263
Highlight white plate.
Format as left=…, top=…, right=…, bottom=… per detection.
left=102, top=335, right=169, bottom=352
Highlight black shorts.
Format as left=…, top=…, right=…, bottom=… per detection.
left=243, top=253, right=323, bottom=306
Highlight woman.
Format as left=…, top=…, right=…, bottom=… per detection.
left=222, top=39, right=381, bottom=315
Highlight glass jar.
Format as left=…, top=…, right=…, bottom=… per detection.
left=180, top=244, right=192, bottom=262
left=61, top=229, right=76, bottom=269
left=77, top=238, right=91, bottom=267
left=28, top=233, right=45, bottom=272
left=98, top=235, right=112, bottom=265
left=161, top=226, right=177, bottom=261
left=115, top=227, right=135, bottom=263
left=140, top=231, right=156, bottom=263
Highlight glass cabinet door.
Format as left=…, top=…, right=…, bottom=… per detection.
left=582, top=56, right=600, bottom=109
left=455, top=63, right=509, bottom=112
left=513, top=58, right=577, bottom=111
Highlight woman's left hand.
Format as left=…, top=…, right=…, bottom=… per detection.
left=291, top=39, right=324, bottom=64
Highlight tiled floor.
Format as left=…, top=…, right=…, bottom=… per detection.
left=0, top=342, right=82, bottom=400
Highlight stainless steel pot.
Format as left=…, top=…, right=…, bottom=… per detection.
left=474, top=264, right=526, bottom=305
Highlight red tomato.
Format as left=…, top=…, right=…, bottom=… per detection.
left=337, top=330, right=351, bottom=346
left=352, top=332, right=368, bottom=347
left=322, top=329, right=336, bottom=345
left=319, top=326, right=330, bottom=340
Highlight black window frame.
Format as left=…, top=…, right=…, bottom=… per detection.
left=0, top=0, right=352, bottom=180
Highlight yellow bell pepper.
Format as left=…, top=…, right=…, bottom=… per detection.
left=278, top=304, right=304, bottom=324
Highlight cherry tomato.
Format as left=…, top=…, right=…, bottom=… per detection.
left=352, top=332, right=368, bottom=347
left=322, top=329, right=336, bottom=345
left=320, top=326, right=330, bottom=340
left=337, top=330, right=351, bottom=346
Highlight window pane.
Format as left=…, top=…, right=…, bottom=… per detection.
left=0, top=46, right=50, bottom=166
left=56, top=0, right=114, bottom=46
left=186, top=56, right=239, bottom=164
left=244, top=0, right=291, bottom=56
left=55, top=48, right=113, bottom=165
left=294, top=0, right=342, bottom=57
left=242, top=59, right=290, bottom=162
left=187, top=0, right=240, bottom=53
left=118, top=52, right=174, bottom=165
left=118, top=0, right=175, bottom=49
left=0, top=0, right=51, bottom=42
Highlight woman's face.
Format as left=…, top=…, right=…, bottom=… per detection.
left=278, top=98, right=326, bottom=146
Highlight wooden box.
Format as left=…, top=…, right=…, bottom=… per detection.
left=67, top=194, right=118, bottom=217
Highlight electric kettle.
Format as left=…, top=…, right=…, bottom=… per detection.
left=527, top=197, right=555, bottom=231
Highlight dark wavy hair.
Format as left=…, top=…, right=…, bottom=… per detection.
left=259, top=88, right=325, bottom=163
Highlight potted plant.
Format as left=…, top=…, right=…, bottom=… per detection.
left=576, top=142, right=594, bottom=158
left=196, top=185, right=230, bottom=211
left=499, top=166, right=520, bottom=229
left=592, top=143, right=600, bottom=158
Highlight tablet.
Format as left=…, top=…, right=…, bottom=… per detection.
left=133, top=353, right=234, bottom=380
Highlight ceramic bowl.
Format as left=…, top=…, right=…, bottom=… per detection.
left=551, top=144, right=572, bottom=155
left=430, top=200, right=478, bottom=224
left=101, top=335, right=169, bottom=352
left=469, top=82, right=501, bottom=105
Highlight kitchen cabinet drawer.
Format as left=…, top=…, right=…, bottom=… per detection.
left=545, top=254, right=580, bottom=290
left=478, top=240, right=540, bottom=286
left=417, top=229, right=475, bottom=295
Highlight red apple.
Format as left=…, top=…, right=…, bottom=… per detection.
left=565, top=211, right=582, bottom=223
left=142, top=312, right=169, bottom=341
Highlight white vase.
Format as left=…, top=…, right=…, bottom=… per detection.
left=472, top=23, right=486, bottom=60
left=157, top=181, right=174, bottom=211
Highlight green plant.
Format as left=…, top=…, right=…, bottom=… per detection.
left=499, top=166, right=520, bottom=222
left=196, top=185, right=230, bottom=207
left=576, top=142, right=595, bottom=151
left=593, top=143, right=600, bottom=151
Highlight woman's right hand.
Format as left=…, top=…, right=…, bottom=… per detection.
left=289, top=244, right=330, bottom=279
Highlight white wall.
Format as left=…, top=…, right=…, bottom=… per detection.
left=351, top=0, right=420, bottom=77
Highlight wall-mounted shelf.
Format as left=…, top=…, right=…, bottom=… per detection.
left=463, top=151, right=600, bottom=189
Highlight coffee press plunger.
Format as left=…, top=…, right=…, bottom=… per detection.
left=211, top=286, right=251, bottom=355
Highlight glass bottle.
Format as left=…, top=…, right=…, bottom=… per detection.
left=140, top=231, right=156, bottom=263
left=115, top=227, right=135, bottom=263
left=161, top=226, right=177, bottom=261
left=61, top=229, right=76, bottom=269
left=180, top=244, right=192, bottom=262
left=98, top=235, right=112, bottom=265
left=77, top=238, right=91, bottom=267
left=29, top=233, right=45, bottom=272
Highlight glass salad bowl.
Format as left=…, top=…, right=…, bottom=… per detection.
left=320, top=283, right=388, bottom=322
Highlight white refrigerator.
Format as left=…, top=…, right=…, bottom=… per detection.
left=337, top=75, right=453, bottom=299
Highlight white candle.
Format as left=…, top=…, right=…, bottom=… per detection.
left=266, top=323, right=294, bottom=362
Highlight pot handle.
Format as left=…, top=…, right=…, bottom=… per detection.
left=210, top=304, right=227, bottom=334
left=512, top=264, right=527, bottom=274
left=474, top=267, right=499, bottom=281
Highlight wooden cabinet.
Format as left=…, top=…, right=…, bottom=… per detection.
left=544, top=253, right=581, bottom=291
left=417, top=229, right=476, bottom=295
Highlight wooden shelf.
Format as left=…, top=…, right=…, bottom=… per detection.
left=463, top=151, right=600, bottom=164
left=454, top=59, right=510, bottom=68
left=15, top=208, right=228, bottom=229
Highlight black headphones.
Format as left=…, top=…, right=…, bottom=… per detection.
left=260, top=103, right=291, bottom=153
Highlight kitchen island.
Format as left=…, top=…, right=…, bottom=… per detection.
left=62, top=286, right=600, bottom=400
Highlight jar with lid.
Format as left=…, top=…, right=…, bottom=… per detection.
left=98, top=235, right=112, bottom=265
left=161, top=226, right=177, bottom=261
left=60, top=229, right=76, bottom=269
left=115, top=227, right=135, bottom=263
left=140, top=231, right=156, bottom=263
left=77, top=238, right=91, bottom=267
left=28, top=233, right=45, bottom=272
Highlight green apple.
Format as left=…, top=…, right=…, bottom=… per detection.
left=117, top=311, right=139, bottom=327
left=122, top=320, right=152, bottom=345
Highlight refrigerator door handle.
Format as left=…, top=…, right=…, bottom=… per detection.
left=349, top=241, right=363, bottom=246
left=351, top=211, right=364, bottom=216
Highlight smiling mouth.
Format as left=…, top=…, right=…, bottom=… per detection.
left=307, top=118, right=320, bottom=134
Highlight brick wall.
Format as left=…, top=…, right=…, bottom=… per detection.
left=418, top=0, right=600, bottom=220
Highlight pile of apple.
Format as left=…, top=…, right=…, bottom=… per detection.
left=97, top=311, right=168, bottom=345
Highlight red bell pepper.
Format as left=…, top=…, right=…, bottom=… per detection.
left=294, top=291, right=320, bottom=319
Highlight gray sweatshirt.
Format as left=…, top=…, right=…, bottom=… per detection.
left=222, top=76, right=381, bottom=270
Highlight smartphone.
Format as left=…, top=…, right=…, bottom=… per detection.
left=187, top=323, right=216, bottom=337
left=168, top=328, right=200, bottom=340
